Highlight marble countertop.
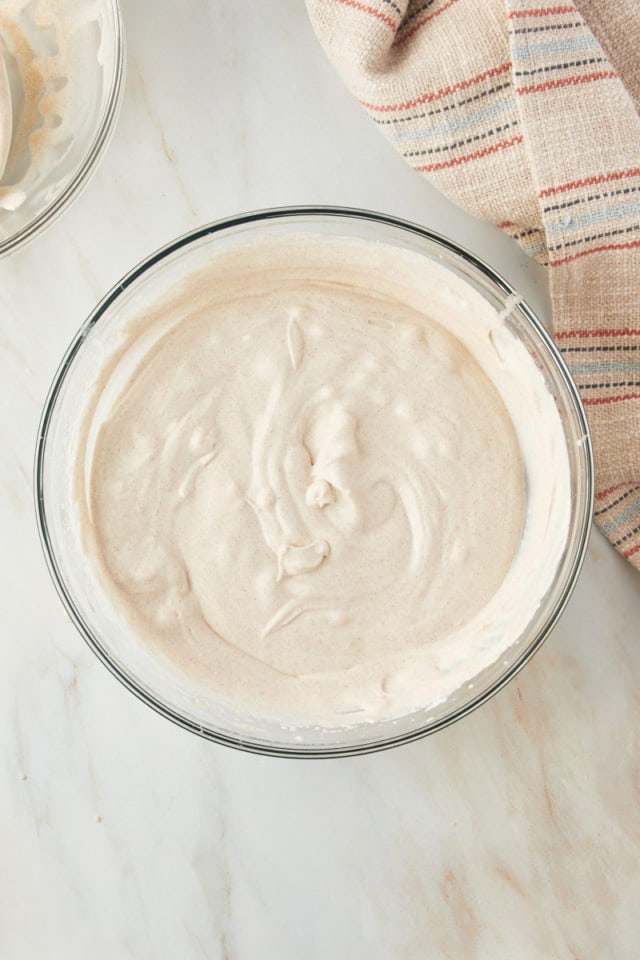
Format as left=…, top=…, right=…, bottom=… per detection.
left=1, top=1, right=639, bottom=957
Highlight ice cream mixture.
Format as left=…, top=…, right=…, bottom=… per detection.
left=75, top=236, right=571, bottom=726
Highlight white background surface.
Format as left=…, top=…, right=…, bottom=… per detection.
left=1, top=2, right=639, bottom=957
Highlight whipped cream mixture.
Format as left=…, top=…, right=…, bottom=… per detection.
left=76, top=236, right=571, bottom=725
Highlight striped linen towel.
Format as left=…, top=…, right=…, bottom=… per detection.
left=307, top=0, right=640, bottom=571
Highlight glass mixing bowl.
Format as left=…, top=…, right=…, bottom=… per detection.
left=0, top=0, right=124, bottom=256
left=35, top=208, right=593, bottom=757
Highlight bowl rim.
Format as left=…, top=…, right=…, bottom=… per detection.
left=34, top=205, right=595, bottom=758
left=0, top=0, right=126, bottom=258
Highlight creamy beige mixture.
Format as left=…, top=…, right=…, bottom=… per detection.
left=76, top=236, right=571, bottom=725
